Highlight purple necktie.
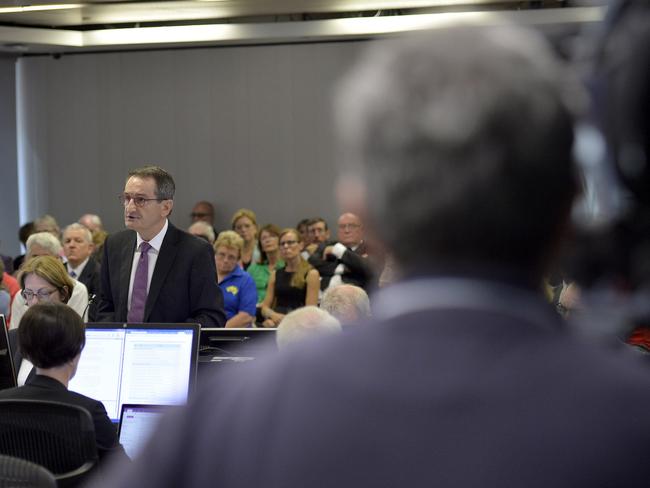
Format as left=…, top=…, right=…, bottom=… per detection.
left=128, top=242, right=151, bottom=323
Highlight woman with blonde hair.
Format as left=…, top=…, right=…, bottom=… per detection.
left=9, top=255, right=89, bottom=386
left=231, top=208, right=261, bottom=270
left=260, top=228, right=320, bottom=327
left=10, top=255, right=89, bottom=329
left=214, top=231, right=257, bottom=328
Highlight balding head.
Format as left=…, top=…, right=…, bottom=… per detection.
left=321, top=284, right=371, bottom=324
left=276, top=306, right=342, bottom=350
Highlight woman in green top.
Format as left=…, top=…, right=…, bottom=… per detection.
left=247, top=224, right=284, bottom=303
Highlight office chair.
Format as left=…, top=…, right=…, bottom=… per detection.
left=0, top=454, right=56, bottom=488
left=0, top=400, right=98, bottom=488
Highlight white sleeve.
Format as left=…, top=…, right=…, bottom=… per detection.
left=68, top=280, right=89, bottom=321
left=10, top=293, right=27, bottom=329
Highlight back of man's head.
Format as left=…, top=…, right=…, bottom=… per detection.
left=336, top=26, right=577, bottom=279
left=321, top=284, right=370, bottom=324
left=276, top=306, right=342, bottom=350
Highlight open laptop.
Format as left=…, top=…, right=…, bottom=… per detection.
left=118, top=404, right=172, bottom=459
left=0, top=315, right=17, bottom=390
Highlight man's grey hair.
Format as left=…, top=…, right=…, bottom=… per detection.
left=188, top=221, right=216, bottom=245
left=276, top=306, right=342, bottom=350
left=26, top=232, right=63, bottom=257
left=321, top=284, right=371, bottom=324
left=335, top=25, right=577, bottom=277
left=78, top=213, right=103, bottom=231
left=63, top=223, right=93, bottom=244
left=128, top=165, right=175, bottom=200
left=33, top=214, right=60, bottom=237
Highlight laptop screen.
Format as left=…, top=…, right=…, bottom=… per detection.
left=0, top=315, right=17, bottom=390
left=118, top=404, right=169, bottom=459
left=69, top=323, right=199, bottom=422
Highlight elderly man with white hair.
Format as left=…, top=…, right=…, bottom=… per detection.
left=10, top=232, right=89, bottom=328
left=276, top=306, right=342, bottom=350
left=188, top=221, right=216, bottom=245
left=63, top=223, right=101, bottom=321
left=320, top=284, right=370, bottom=324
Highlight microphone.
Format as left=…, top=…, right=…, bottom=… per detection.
left=83, top=294, right=97, bottom=322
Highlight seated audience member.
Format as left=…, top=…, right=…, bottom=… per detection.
left=23, top=232, right=62, bottom=261
left=0, top=303, right=126, bottom=462
left=11, top=255, right=89, bottom=330
left=304, top=217, right=332, bottom=256
left=276, top=306, right=342, bottom=350
left=296, top=218, right=312, bottom=247
left=190, top=201, right=215, bottom=226
left=33, top=214, right=61, bottom=241
left=13, top=222, right=35, bottom=272
left=260, top=228, right=320, bottom=327
left=308, top=212, right=379, bottom=291
left=63, top=223, right=101, bottom=321
left=1, top=260, right=19, bottom=323
left=0, top=288, right=9, bottom=318
left=320, top=284, right=371, bottom=324
left=246, top=224, right=284, bottom=303
left=214, top=231, right=257, bottom=328
left=188, top=221, right=216, bottom=245
left=79, top=213, right=108, bottom=261
left=231, top=209, right=260, bottom=270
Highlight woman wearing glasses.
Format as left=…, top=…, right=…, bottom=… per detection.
left=231, top=208, right=261, bottom=270
left=259, top=228, right=320, bottom=327
left=213, top=231, right=257, bottom=328
left=9, top=255, right=89, bottom=385
left=10, top=245, right=89, bottom=330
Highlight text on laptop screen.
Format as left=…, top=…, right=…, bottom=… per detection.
left=69, top=326, right=197, bottom=421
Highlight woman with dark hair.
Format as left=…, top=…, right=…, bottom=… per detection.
left=0, top=302, right=125, bottom=461
left=259, top=228, right=320, bottom=327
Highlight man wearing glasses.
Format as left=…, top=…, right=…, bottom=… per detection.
left=97, top=166, right=225, bottom=327
left=308, top=212, right=378, bottom=291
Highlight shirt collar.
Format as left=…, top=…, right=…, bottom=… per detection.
left=136, top=219, right=168, bottom=252
left=67, top=257, right=89, bottom=276
left=373, top=276, right=561, bottom=333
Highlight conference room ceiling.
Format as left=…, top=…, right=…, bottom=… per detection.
left=0, top=0, right=607, bottom=53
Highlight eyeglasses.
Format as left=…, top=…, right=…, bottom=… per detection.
left=338, top=223, right=361, bottom=231
left=280, top=240, right=298, bottom=247
left=21, top=288, right=59, bottom=301
left=191, top=212, right=211, bottom=218
left=215, top=252, right=238, bottom=262
left=118, top=194, right=164, bottom=207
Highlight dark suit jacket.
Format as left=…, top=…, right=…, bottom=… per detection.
left=308, top=240, right=377, bottom=291
left=0, top=374, right=126, bottom=462
left=97, top=222, right=225, bottom=327
left=88, top=278, right=650, bottom=488
left=77, top=256, right=101, bottom=322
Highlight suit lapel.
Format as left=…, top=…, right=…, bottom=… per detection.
left=144, top=224, right=179, bottom=321
left=119, top=233, right=137, bottom=320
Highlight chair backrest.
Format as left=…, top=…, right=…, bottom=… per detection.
left=0, top=400, right=98, bottom=478
left=0, top=454, right=57, bottom=488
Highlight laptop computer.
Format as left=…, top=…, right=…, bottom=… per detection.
left=0, top=315, right=17, bottom=390
left=118, top=404, right=172, bottom=459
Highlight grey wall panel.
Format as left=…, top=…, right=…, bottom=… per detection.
left=17, top=40, right=364, bottom=238
left=0, top=55, right=19, bottom=257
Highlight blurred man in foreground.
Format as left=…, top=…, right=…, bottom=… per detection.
left=91, top=24, right=650, bottom=488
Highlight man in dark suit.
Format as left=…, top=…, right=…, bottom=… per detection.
left=308, top=212, right=379, bottom=291
left=97, top=166, right=225, bottom=327
left=63, top=223, right=101, bottom=321
left=89, top=24, right=650, bottom=488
